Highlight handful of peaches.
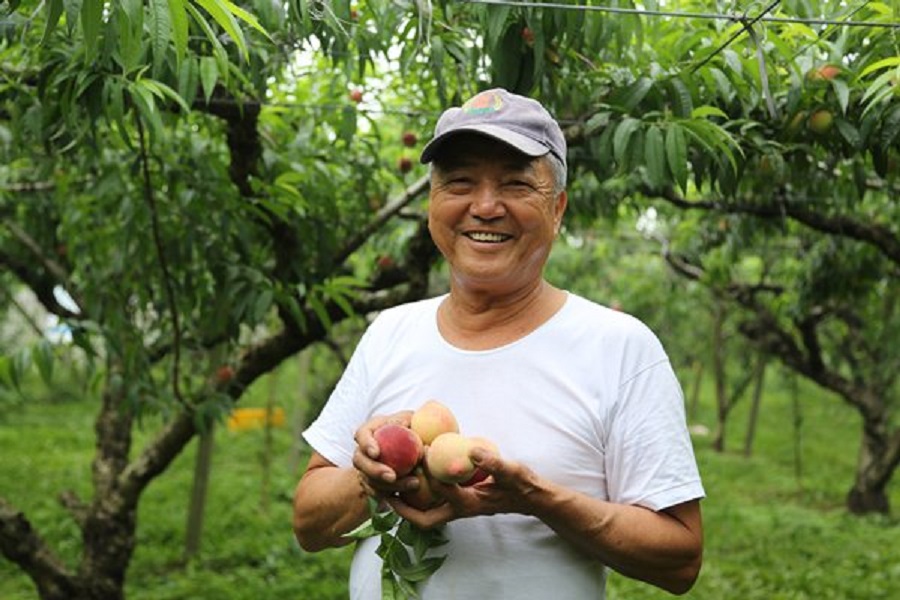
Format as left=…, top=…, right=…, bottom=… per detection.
left=372, top=400, right=499, bottom=509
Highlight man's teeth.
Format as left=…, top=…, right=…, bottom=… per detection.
left=468, top=232, right=508, bottom=242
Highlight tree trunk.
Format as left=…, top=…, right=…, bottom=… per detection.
left=742, top=356, right=766, bottom=457
left=712, top=301, right=727, bottom=451
left=75, top=381, right=137, bottom=600
left=688, top=359, right=704, bottom=421
left=185, top=423, right=216, bottom=560
left=846, top=411, right=899, bottom=514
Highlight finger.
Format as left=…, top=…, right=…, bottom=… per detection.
left=387, top=497, right=454, bottom=529
left=353, top=447, right=398, bottom=483
left=355, top=411, right=415, bottom=459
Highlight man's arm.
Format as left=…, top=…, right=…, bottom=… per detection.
left=292, top=453, right=371, bottom=552
left=389, top=448, right=703, bottom=595
left=527, top=482, right=702, bottom=595
left=293, top=412, right=420, bottom=552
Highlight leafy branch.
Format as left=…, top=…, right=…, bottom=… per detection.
left=344, top=498, right=448, bottom=599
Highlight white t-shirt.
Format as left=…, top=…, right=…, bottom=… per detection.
left=303, top=292, right=705, bottom=600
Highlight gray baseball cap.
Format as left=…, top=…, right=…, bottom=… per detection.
left=420, top=88, right=567, bottom=169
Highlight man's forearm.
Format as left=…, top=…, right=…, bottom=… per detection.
left=525, top=480, right=703, bottom=594
left=292, top=465, right=371, bottom=552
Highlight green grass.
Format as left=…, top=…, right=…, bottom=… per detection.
left=2, top=369, right=899, bottom=599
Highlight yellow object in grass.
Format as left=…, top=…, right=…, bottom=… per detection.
left=227, top=407, right=286, bottom=431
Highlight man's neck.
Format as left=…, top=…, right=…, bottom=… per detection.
left=437, top=280, right=567, bottom=350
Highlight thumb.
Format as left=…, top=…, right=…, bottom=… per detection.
left=469, top=446, right=499, bottom=471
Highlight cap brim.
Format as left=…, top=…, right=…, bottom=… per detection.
left=420, top=125, right=550, bottom=164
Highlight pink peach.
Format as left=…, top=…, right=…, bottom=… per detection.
left=373, top=424, right=423, bottom=477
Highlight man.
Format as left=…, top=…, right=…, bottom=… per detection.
left=293, top=88, right=705, bottom=598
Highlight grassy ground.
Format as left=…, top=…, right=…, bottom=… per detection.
left=1, top=368, right=898, bottom=599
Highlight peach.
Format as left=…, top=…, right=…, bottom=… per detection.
left=399, top=467, right=445, bottom=510
left=425, top=432, right=477, bottom=484
left=410, top=400, right=459, bottom=445
left=373, top=424, right=423, bottom=477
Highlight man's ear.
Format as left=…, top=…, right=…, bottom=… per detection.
left=554, top=190, right=568, bottom=231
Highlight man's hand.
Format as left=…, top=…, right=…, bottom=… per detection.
left=351, top=411, right=420, bottom=499
left=386, top=445, right=537, bottom=528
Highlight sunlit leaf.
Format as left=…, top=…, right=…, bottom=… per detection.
left=195, top=0, right=248, bottom=60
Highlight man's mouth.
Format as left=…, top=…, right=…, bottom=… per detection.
left=465, top=231, right=512, bottom=243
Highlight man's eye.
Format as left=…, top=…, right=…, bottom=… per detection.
left=505, top=180, right=534, bottom=190
left=445, top=178, right=472, bottom=188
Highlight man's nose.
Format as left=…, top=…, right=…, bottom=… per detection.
left=468, top=185, right=505, bottom=220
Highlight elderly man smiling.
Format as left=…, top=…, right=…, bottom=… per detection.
left=293, top=88, right=705, bottom=599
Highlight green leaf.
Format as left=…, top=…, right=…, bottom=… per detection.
left=584, top=111, right=611, bottom=137
left=199, top=56, right=219, bottom=103
left=195, top=0, right=248, bottom=60
left=222, top=0, right=272, bottom=41
left=128, top=81, right=164, bottom=140
left=643, top=125, right=666, bottom=189
left=485, top=5, right=512, bottom=51
left=835, top=119, right=862, bottom=150
left=859, top=57, right=900, bottom=78
left=381, top=573, right=401, bottom=600
left=41, top=0, right=64, bottom=45
left=667, top=77, right=694, bottom=119
left=117, top=0, right=145, bottom=72
left=609, top=77, right=653, bottom=113
left=81, top=0, right=104, bottom=62
left=138, top=78, right=191, bottom=114
left=104, top=77, right=134, bottom=148
left=186, top=2, right=230, bottom=79
left=177, top=57, right=199, bottom=107
left=167, top=0, right=189, bottom=64
left=0, top=355, right=21, bottom=391
left=665, top=124, right=688, bottom=194
left=395, top=576, right=419, bottom=599
left=33, top=341, right=54, bottom=385
left=878, top=104, right=900, bottom=148
left=861, top=69, right=896, bottom=103
left=612, top=117, right=640, bottom=168
left=691, top=105, right=728, bottom=119
left=344, top=517, right=378, bottom=540
left=680, top=119, right=741, bottom=173
left=371, top=508, right=400, bottom=531
left=831, top=79, right=850, bottom=115
left=148, top=0, right=172, bottom=76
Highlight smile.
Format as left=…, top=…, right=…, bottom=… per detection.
left=465, top=231, right=512, bottom=243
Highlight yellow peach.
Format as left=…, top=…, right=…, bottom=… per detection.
left=410, top=400, right=459, bottom=445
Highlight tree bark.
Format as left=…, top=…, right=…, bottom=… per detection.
left=846, top=409, right=900, bottom=514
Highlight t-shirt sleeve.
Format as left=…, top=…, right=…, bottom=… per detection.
left=302, top=327, right=375, bottom=469
left=604, top=336, right=705, bottom=511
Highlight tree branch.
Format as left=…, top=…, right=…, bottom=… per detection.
left=0, top=497, right=77, bottom=598
left=334, top=173, right=431, bottom=266
left=2, top=219, right=85, bottom=314
left=650, top=186, right=900, bottom=266
left=117, top=268, right=434, bottom=504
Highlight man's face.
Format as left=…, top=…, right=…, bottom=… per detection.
left=427, top=134, right=567, bottom=295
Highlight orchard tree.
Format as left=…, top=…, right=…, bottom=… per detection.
left=2, top=1, right=900, bottom=599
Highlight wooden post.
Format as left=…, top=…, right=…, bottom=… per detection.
left=743, top=356, right=767, bottom=457
left=288, top=350, right=312, bottom=477
left=185, top=421, right=215, bottom=560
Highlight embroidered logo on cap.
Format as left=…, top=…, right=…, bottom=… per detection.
left=462, top=90, right=503, bottom=115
